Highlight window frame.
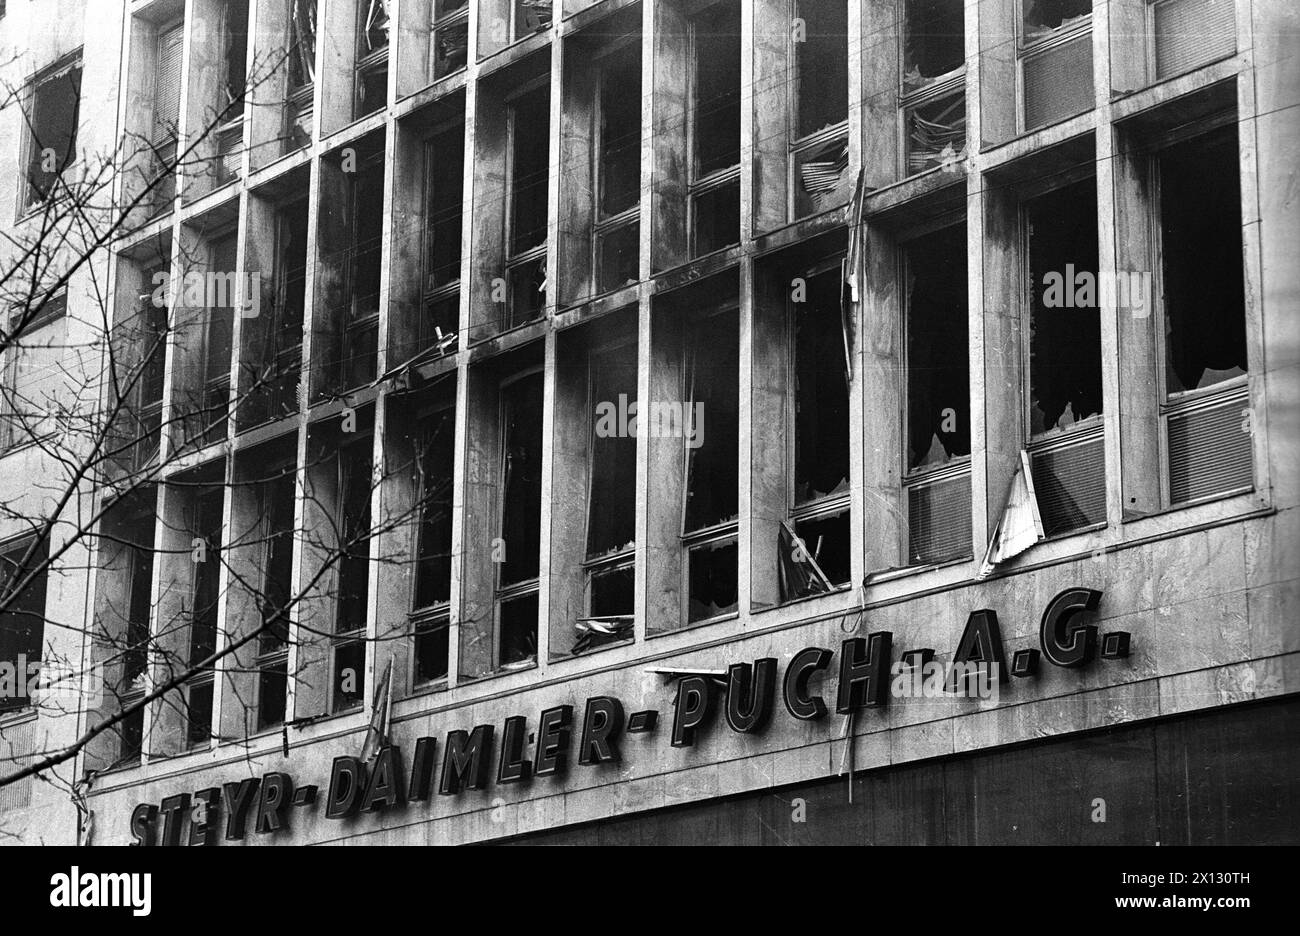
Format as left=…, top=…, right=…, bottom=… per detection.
left=0, top=534, right=50, bottom=715
left=503, top=78, right=550, bottom=329
left=686, top=7, right=741, bottom=257
left=493, top=366, right=544, bottom=671
left=409, top=400, right=456, bottom=689
left=252, top=466, right=296, bottom=732
left=182, top=486, right=225, bottom=750
left=329, top=431, right=375, bottom=713
left=431, top=0, right=470, bottom=81
left=420, top=117, right=464, bottom=355
left=19, top=51, right=83, bottom=215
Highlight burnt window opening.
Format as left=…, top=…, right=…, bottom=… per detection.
left=185, top=486, right=224, bottom=748
left=0, top=537, right=50, bottom=712
left=506, top=85, right=550, bottom=328
left=356, top=0, right=391, bottom=117
left=904, top=90, right=966, bottom=176
left=423, top=123, right=464, bottom=355
left=272, top=199, right=308, bottom=412
left=113, top=502, right=156, bottom=763
left=793, top=268, right=850, bottom=503
left=684, top=310, right=738, bottom=623
left=289, top=0, right=318, bottom=90
left=513, top=0, right=553, bottom=41
left=432, top=0, right=469, bottom=81
left=332, top=435, right=374, bottom=712
left=24, top=57, right=82, bottom=209
left=254, top=469, right=295, bottom=730
left=690, top=3, right=741, bottom=256
left=785, top=266, right=851, bottom=601
left=595, top=51, right=641, bottom=294
left=904, top=0, right=965, bottom=88
left=578, top=339, right=637, bottom=652
left=905, top=223, right=970, bottom=470
left=412, top=406, right=455, bottom=684
left=1026, top=178, right=1102, bottom=438
left=1022, top=0, right=1091, bottom=44
left=220, top=1, right=249, bottom=115
left=1159, top=124, right=1246, bottom=396
left=339, top=153, right=384, bottom=390
left=191, top=235, right=237, bottom=447
left=497, top=372, right=543, bottom=669
left=793, top=0, right=848, bottom=140
left=152, top=22, right=184, bottom=210
left=414, top=409, right=455, bottom=611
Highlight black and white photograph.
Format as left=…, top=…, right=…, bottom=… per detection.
left=0, top=0, right=1295, bottom=908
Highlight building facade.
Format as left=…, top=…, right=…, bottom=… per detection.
left=0, top=0, right=1297, bottom=845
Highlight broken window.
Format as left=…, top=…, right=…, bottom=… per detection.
left=432, top=0, right=469, bottom=80
left=690, top=3, right=741, bottom=256
left=1020, top=0, right=1093, bottom=130
left=342, top=153, right=384, bottom=388
left=214, top=2, right=249, bottom=185
left=193, top=234, right=237, bottom=447
left=683, top=311, right=738, bottom=622
left=0, top=536, right=49, bottom=712
left=356, top=0, right=391, bottom=117
left=782, top=267, right=851, bottom=600
left=412, top=406, right=454, bottom=684
left=497, top=372, right=543, bottom=669
left=579, top=340, right=637, bottom=652
left=287, top=0, right=317, bottom=149
left=114, top=501, right=155, bottom=763
left=1159, top=124, right=1246, bottom=396
left=900, top=1, right=966, bottom=175
left=250, top=469, right=294, bottom=731
left=152, top=21, right=184, bottom=209
left=423, top=122, right=463, bottom=355
left=1026, top=178, right=1102, bottom=438
left=332, top=435, right=374, bottom=711
left=793, top=0, right=848, bottom=139
left=246, top=200, right=306, bottom=427
left=513, top=0, right=553, bottom=41
left=1158, top=121, right=1252, bottom=505
left=506, top=85, right=549, bottom=328
left=595, top=50, right=641, bottom=293
left=23, top=55, right=82, bottom=209
left=1, top=292, right=67, bottom=451
left=186, top=486, right=224, bottom=748
left=903, top=223, right=972, bottom=564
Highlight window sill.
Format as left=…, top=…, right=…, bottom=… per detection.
left=0, top=707, right=37, bottom=729
left=648, top=610, right=738, bottom=640
left=864, top=554, right=973, bottom=589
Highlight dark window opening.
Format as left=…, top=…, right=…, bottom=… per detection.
left=598, top=54, right=641, bottom=219
left=0, top=537, right=49, bottom=712
left=587, top=342, right=637, bottom=559
left=576, top=561, right=634, bottom=653
left=221, top=1, right=249, bottom=114
left=687, top=537, right=737, bottom=623
left=332, top=637, right=365, bottom=711
left=1026, top=178, right=1102, bottom=437
left=24, top=60, right=82, bottom=208
left=414, top=613, right=450, bottom=683
left=427, top=126, right=465, bottom=292
left=904, top=0, right=965, bottom=87
left=1159, top=124, right=1246, bottom=395
left=694, top=4, right=742, bottom=178
left=499, top=592, right=538, bottom=668
left=513, top=0, right=553, bottom=41
left=507, top=255, right=547, bottom=329
left=793, top=269, right=850, bottom=503
left=432, top=0, right=469, bottom=80
left=778, top=513, right=850, bottom=601
left=255, top=470, right=294, bottom=730
left=195, top=235, right=237, bottom=446
left=509, top=86, right=550, bottom=256
left=289, top=0, right=318, bottom=89
left=1022, top=0, right=1091, bottom=43
left=186, top=487, right=224, bottom=747
left=333, top=154, right=384, bottom=390
left=356, top=0, right=390, bottom=116
left=684, top=312, right=739, bottom=532
left=793, top=134, right=849, bottom=218
left=794, top=0, right=848, bottom=139
left=596, top=219, right=639, bottom=294
left=332, top=436, right=373, bottom=712
left=693, top=180, right=740, bottom=257
left=906, top=223, right=970, bottom=470
left=414, top=409, right=455, bottom=610
left=500, top=373, right=544, bottom=586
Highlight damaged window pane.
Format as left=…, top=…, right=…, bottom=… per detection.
left=1027, top=178, right=1102, bottom=437
left=510, top=86, right=550, bottom=256
left=576, top=561, right=634, bottom=653
left=289, top=0, right=317, bottom=89
left=587, top=341, right=637, bottom=559
left=24, top=60, right=82, bottom=208
left=1022, top=0, right=1090, bottom=43
left=432, top=0, right=469, bottom=80
left=414, top=409, right=455, bottom=610
left=904, top=0, right=965, bottom=88
left=905, top=91, right=966, bottom=175
left=794, top=269, right=850, bottom=503
left=694, top=3, right=742, bottom=177
left=687, top=537, right=738, bottom=623
left=599, top=54, right=640, bottom=218
left=507, top=254, right=546, bottom=329
left=1159, top=124, right=1247, bottom=395
left=684, top=312, right=739, bottom=532
left=500, top=373, right=544, bottom=585
left=794, top=0, right=848, bottom=139
left=499, top=592, right=538, bottom=668
left=906, top=223, right=970, bottom=470
left=779, top=513, right=851, bottom=601
left=794, top=135, right=849, bottom=217
left=514, top=0, right=553, bottom=40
